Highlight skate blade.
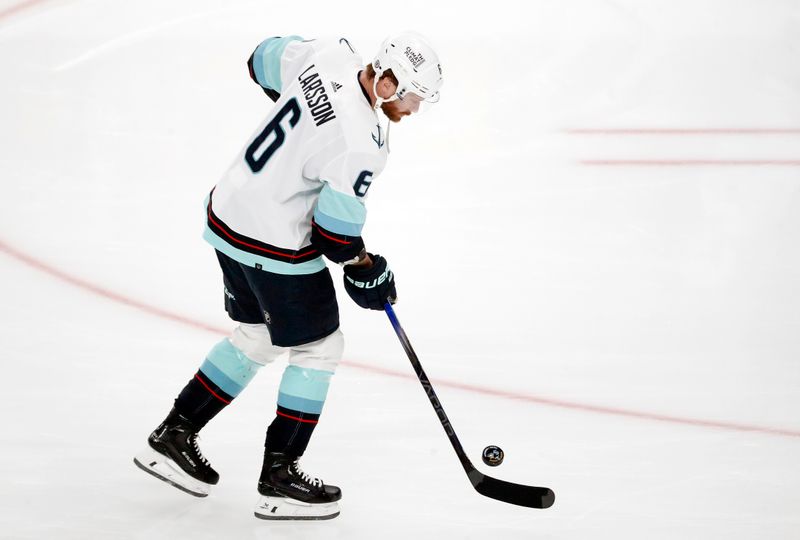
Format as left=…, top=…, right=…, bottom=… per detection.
left=254, top=495, right=340, bottom=521
left=133, top=446, right=212, bottom=498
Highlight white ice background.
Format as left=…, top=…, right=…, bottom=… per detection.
left=1, top=1, right=799, bottom=538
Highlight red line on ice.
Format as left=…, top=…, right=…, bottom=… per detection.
left=0, top=238, right=226, bottom=335
left=0, top=0, right=49, bottom=21
left=2, top=237, right=799, bottom=439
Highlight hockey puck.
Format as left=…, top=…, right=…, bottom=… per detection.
left=482, top=445, right=504, bottom=467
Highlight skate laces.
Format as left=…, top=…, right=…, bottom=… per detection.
left=190, top=434, right=210, bottom=466
left=291, top=459, right=322, bottom=488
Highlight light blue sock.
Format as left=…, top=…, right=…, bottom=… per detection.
left=199, top=339, right=263, bottom=398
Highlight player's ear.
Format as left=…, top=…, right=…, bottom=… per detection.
left=377, top=76, right=397, bottom=99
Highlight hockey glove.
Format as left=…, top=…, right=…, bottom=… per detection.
left=343, top=253, right=397, bottom=311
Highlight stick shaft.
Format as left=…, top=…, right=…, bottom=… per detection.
left=384, top=303, right=474, bottom=473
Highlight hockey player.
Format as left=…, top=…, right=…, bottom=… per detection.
left=134, top=32, right=443, bottom=520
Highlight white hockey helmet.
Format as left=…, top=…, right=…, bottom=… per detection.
left=372, top=31, right=443, bottom=107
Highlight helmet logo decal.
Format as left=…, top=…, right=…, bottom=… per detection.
left=404, top=47, right=426, bottom=68
left=374, top=32, right=442, bottom=102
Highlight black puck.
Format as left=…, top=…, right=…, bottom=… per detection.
left=482, top=445, right=504, bottom=466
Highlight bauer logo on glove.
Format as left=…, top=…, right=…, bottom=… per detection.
left=344, top=268, right=392, bottom=289
left=342, top=253, right=397, bottom=310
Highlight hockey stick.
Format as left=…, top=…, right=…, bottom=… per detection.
left=384, top=303, right=555, bottom=509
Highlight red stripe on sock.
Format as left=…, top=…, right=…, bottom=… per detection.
left=276, top=410, right=319, bottom=424
left=194, top=373, right=231, bottom=404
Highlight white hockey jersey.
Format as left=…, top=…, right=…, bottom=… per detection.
left=204, top=36, right=388, bottom=275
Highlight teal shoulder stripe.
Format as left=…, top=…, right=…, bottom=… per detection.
left=253, top=35, right=303, bottom=90
left=314, top=183, right=366, bottom=235
left=203, top=226, right=326, bottom=275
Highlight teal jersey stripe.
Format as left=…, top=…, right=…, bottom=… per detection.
left=203, top=226, right=326, bottom=275
left=314, top=183, right=366, bottom=235
left=314, top=209, right=363, bottom=236
left=278, top=365, right=333, bottom=406
left=200, top=339, right=262, bottom=397
left=277, top=392, right=326, bottom=414
left=252, top=35, right=303, bottom=90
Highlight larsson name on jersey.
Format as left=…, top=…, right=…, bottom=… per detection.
left=298, top=64, right=336, bottom=127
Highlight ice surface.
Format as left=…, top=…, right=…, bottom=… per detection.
left=1, top=1, right=799, bottom=538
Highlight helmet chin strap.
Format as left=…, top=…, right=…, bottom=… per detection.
left=372, top=76, right=384, bottom=110
left=372, top=73, right=399, bottom=110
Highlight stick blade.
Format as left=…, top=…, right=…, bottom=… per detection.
left=469, top=471, right=555, bottom=509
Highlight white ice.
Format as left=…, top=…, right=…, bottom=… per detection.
left=1, top=1, right=799, bottom=538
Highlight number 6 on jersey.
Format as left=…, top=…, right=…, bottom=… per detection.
left=245, top=98, right=302, bottom=173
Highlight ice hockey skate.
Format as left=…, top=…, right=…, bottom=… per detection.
left=254, top=452, right=341, bottom=520
left=133, top=408, right=219, bottom=497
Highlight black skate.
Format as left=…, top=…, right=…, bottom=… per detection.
left=133, top=408, right=219, bottom=497
left=254, top=452, right=341, bottom=520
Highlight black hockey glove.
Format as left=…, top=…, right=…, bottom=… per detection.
left=342, top=253, right=397, bottom=311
